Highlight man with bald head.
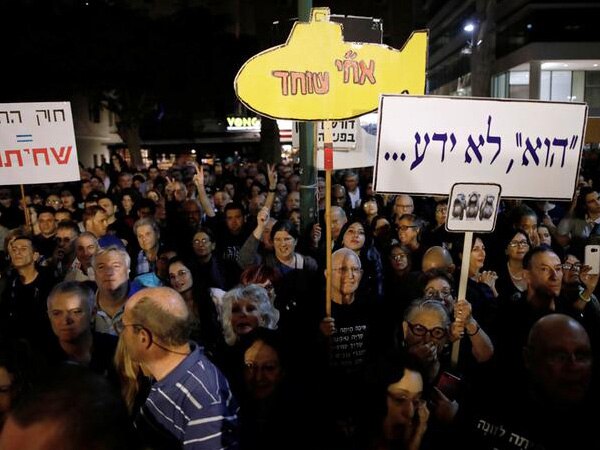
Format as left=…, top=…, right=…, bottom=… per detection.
left=117, top=287, right=239, bottom=449
left=318, top=249, right=381, bottom=442
left=468, top=314, right=598, bottom=450
left=421, top=246, right=456, bottom=274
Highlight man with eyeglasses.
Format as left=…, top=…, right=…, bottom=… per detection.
left=317, top=248, right=380, bottom=444
left=467, top=314, right=598, bottom=450
left=117, top=287, right=239, bottom=449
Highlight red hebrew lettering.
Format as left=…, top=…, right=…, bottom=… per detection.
left=4, top=150, right=23, bottom=167
left=32, top=148, right=50, bottom=166
left=50, top=146, right=72, bottom=165
left=313, top=72, right=329, bottom=94
left=290, top=72, right=307, bottom=95
left=272, top=71, right=291, bottom=96
left=358, top=60, right=376, bottom=84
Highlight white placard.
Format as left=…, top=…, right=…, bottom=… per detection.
left=374, top=95, right=588, bottom=200
left=446, top=183, right=501, bottom=232
left=292, top=113, right=378, bottom=170
left=0, top=102, right=79, bottom=185
left=292, top=119, right=358, bottom=150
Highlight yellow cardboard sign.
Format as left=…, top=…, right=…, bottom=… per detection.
left=234, top=7, right=428, bottom=121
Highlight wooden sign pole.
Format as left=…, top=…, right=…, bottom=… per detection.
left=20, top=184, right=32, bottom=232
left=451, top=231, right=473, bottom=368
left=324, top=121, right=333, bottom=317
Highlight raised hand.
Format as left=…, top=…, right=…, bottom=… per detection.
left=267, top=163, right=277, bottom=190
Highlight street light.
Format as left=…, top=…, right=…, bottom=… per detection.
left=462, top=21, right=482, bottom=55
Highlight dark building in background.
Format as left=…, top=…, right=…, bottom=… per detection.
left=420, top=0, right=600, bottom=142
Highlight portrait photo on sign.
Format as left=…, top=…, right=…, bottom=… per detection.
left=446, top=183, right=501, bottom=233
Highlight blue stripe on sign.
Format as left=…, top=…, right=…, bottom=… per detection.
left=16, top=134, right=32, bottom=137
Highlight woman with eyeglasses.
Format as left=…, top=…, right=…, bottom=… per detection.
left=383, top=243, right=414, bottom=323
left=190, top=227, right=227, bottom=291
left=366, top=360, right=429, bottom=450
left=240, top=217, right=318, bottom=337
left=360, top=195, right=383, bottom=227
left=237, top=328, right=316, bottom=450
left=396, top=214, right=425, bottom=271
left=421, top=270, right=494, bottom=366
left=335, top=218, right=384, bottom=302
left=494, top=229, right=532, bottom=298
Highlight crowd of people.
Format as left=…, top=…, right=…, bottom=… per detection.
left=0, top=150, right=599, bottom=449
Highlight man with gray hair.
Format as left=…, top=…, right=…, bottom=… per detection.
left=93, top=246, right=143, bottom=336
left=46, top=281, right=118, bottom=379
left=117, top=287, right=239, bottom=449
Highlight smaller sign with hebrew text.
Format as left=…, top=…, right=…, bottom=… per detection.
left=0, top=102, right=79, bottom=185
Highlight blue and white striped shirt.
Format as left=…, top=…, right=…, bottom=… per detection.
left=140, top=345, right=239, bottom=449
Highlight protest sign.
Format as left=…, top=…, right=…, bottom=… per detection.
left=374, top=95, right=588, bottom=201
left=234, top=8, right=427, bottom=121
left=291, top=113, right=378, bottom=169
left=0, top=102, right=79, bottom=185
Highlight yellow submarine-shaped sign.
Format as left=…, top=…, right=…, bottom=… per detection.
left=234, top=7, right=428, bottom=121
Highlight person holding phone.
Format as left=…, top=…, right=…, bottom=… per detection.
left=560, top=252, right=600, bottom=322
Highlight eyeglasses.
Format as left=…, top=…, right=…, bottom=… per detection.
left=193, top=238, right=210, bottom=245
left=46, top=200, right=61, bottom=205
left=544, top=350, right=592, bottom=365
left=424, top=287, right=453, bottom=301
left=398, top=225, right=418, bottom=232
left=562, top=262, right=582, bottom=272
left=114, top=320, right=144, bottom=335
left=274, top=237, right=295, bottom=244
left=406, top=322, right=447, bottom=339
left=391, top=253, right=408, bottom=262
left=536, top=264, right=564, bottom=275
left=508, top=240, right=529, bottom=248
left=169, top=269, right=190, bottom=281
left=332, top=267, right=363, bottom=276
left=244, top=361, right=280, bottom=375
left=387, top=391, right=422, bottom=409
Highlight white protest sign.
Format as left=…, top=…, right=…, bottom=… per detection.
left=292, top=113, right=378, bottom=170
left=292, top=119, right=358, bottom=150
left=0, top=102, right=79, bottom=185
left=374, top=95, right=588, bottom=200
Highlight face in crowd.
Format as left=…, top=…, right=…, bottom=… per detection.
left=38, top=212, right=57, bottom=238
left=8, top=239, right=38, bottom=270
left=331, top=250, right=363, bottom=300
left=168, top=261, right=193, bottom=293
left=524, top=250, right=563, bottom=299
left=273, top=230, right=296, bottom=262
left=243, top=339, right=283, bottom=401
left=136, top=225, right=158, bottom=253
left=76, top=235, right=98, bottom=270
left=342, top=222, right=366, bottom=253
left=48, top=291, right=93, bottom=344
left=386, top=368, right=425, bottom=429
left=225, top=208, right=245, bottom=235
left=94, top=251, right=129, bottom=293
